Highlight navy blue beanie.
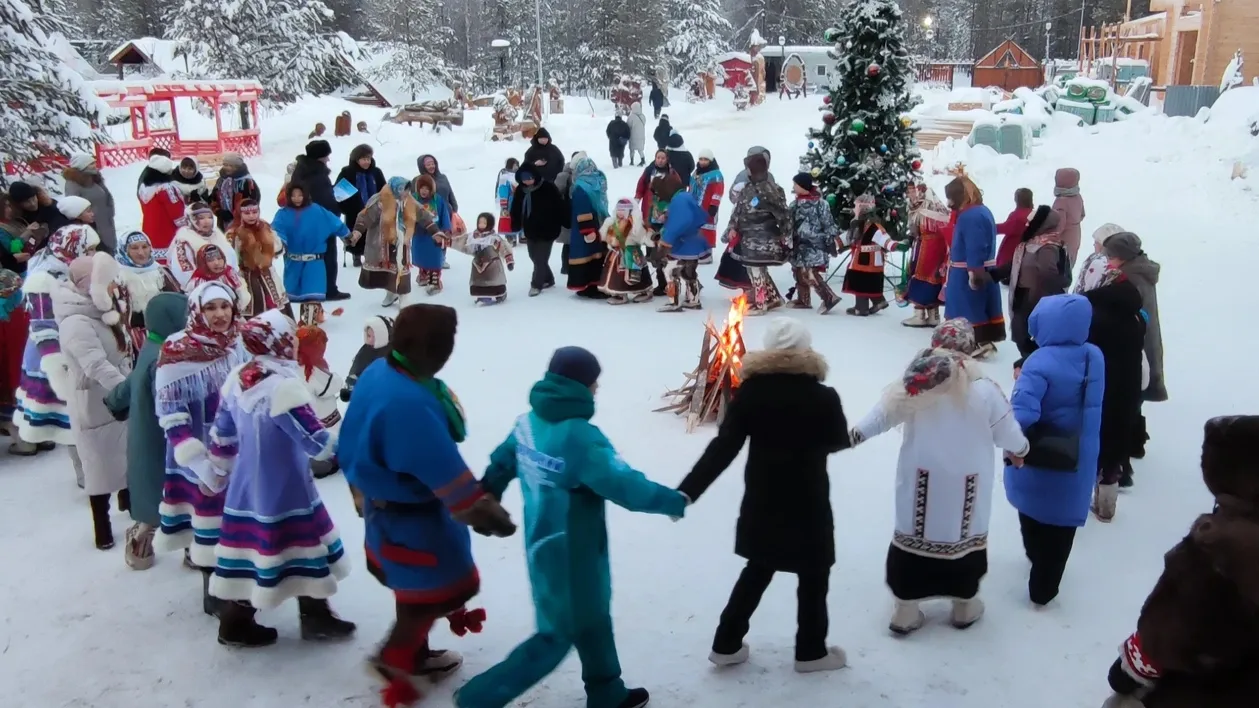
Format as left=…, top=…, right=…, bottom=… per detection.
left=547, top=346, right=601, bottom=387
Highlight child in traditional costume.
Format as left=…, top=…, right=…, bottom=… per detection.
left=634, top=151, right=675, bottom=295
left=153, top=282, right=251, bottom=615
left=273, top=184, right=350, bottom=325
left=186, top=244, right=251, bottom=312
left=787, top=173, right=841, bottom=314
left=225, top=199, right=289, bottom=318
left=169, top=202, right=237, bottom=289
left=677, top=319, right=848, bottom=673
left=296, top=324, right=344, bottom=479
left=114, top=230, right=181, bottom=358
left=338, top=304, right=515, bottom=706
left=449, top=213, right=513, bottom=306
left=457, top=346, right=685, bottom=708
left=690, top=149, right=725, bottom=256
left=13, top=204, right=100, bottom=456
left=340, top=315, right=393, bottom=403
left=411, top=175, right=453, bottom=295
left=943, top=176, right=1007, bottom=355
left=497, top=158, right=520, bottom=245
left=849, top=319, right=1029, bottom=634
left=902, top=183, right=954, bottom=328
left=654, top=171, right=711, bottom=312
left=841, top=205, right=906, bottom=316
left=201, top=309, right=353, bottom=648
left=598, top=198, right=653, bottom=304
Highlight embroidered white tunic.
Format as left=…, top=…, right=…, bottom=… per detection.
left=854, top=376, right=1029, bottom=560
left=305, top=368, right=344, bottom=435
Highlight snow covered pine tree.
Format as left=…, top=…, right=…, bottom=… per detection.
left=0, top=0, right=104, bottom=184
left=802, top=0, right=921, bottom=237
left=663, top=0, right=731, bottom=81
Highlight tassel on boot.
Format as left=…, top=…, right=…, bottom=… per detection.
left=90, top=494, right=114, bottom=550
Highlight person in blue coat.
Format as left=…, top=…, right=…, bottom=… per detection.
left=654, top=171, right=711, bottom=312
left=1004, top=293, right=1104, bottom=607
left=272, top=183, right=349, bottom=325
left=454, top=347, right=688, bottom=708
left=410, top=174, right=453, bottom=295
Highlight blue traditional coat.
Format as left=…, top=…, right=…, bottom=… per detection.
left=339, top=358, right=482, bottom=605
left=944, top=205, right=1006, bottom=341
left=412, top=195, right=452, bottom=271
left=566, top=186, right=607, bottom=265
left=272, top=204, right=349, bottom=301
left=660, top=191, right=712, bottom=261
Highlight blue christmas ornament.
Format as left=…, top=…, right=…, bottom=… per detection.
left=808, top=141, right=815, bottom=149
left=883, top=184, right=896, bottom=194
left=879, top=144, right=889, bottom=153
left=836, top=155, right=846, bottom=165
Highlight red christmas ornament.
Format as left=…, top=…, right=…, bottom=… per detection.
left=823, top=95, right=832, bottom=105
left=891, top=209, right=899, bottom=218
left=911, top=159, right=922, bottom=170
left=822, top=111, right=836, bottom=125
left=868, top=63, right=882, bottom=77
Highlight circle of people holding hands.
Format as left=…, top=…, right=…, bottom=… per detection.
left=1, top=118, right=1242, bottom=708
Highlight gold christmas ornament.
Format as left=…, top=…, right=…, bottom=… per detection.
left=810, top=167, right=820, bottom=177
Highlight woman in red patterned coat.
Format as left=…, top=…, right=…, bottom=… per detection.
left=902, top=182, right=954, bottom=328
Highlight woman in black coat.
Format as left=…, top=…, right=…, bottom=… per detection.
left=605, top=116, right=631, bottom=168
left=679, top=319, right=850, bottom=672
left=522, top=128, right=565, bottom=182
left=335, top=144, right=387, bottom=266
left=1080, top=271, right=1146, bottom=520
left=509, top=166, right=567, bottom=296
left=653, top=115, right=672, bottom=150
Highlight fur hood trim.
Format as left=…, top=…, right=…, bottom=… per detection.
left=270, top=377, right=315, bottom=417
left=89, top=251, right=120, bottom=315
left=40, top=352, right=73, bottom=401
left=22, top=270, right=58, bottom=295
left=741, top=348, right=828, bottom=381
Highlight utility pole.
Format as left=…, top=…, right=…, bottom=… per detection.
left=534, top=0, right=546, bottom=118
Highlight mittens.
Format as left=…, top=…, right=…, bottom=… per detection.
left=451, top=495, right=517, bottom=537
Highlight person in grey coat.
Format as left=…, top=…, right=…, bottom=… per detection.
left=63, top=155, right=117, bottom=254
left=1106, top=232, right=1166, bottom=402
left=553, top=154, right=581, bottom=274
left=417, top=154, right=458, bottom=212
left=628, top=102, right=648, bottom=166
left=106, top=291, right=188, bottom=570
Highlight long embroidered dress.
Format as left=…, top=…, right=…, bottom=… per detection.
left=598, top=207, right=653, bottom=297
left=565, top=157, right=611, bottom=293
left=944, top=205, right=1007, bottom=345
left=449, top=230, right=514, bottom=301
left=904, top=192, right=954, bottom=308
left=851, top=348, right=1028, bottom=601
left=357, top=179, right=435, bottom=297
left=15, top=223, right=100, bottom=444
left=201, top=311, right=348, bottom=609
left=115, top=231, right=181, bottom=359
left=154, top=282, right=251, bottom=567
left=225, top=215, right=290, bottom=318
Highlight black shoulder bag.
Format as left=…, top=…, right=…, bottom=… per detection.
left=1021, top=355, right=1089, bottom=472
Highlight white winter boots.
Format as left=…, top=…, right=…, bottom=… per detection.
left=902, top=307, right=940, bottom=328
left=1092, top=483, right=1119, bottom=522
left=890, top=597, right=984, bottom=635
left=707, top=643, right=848, bottom=673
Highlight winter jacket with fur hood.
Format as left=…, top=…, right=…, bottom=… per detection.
left=1105, top=415, right=1259, bottom=708
left=63, top=167, right=117, bottom=254
left=679, top=346, right=849, bottom=573
left=416, top=154, right=458, bottom=212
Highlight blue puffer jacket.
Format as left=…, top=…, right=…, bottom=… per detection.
left=660, top=190, right=711, bottom=260
left=1004, top=294, right=1105, bottom=527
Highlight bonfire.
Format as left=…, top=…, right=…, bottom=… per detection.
left=655, top=294, right=748, bottom=432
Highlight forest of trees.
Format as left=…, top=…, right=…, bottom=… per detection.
left=53, top=0, right=1145, bottom=94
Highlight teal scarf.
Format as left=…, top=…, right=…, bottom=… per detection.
left=391, top=351, right=467, bottom=442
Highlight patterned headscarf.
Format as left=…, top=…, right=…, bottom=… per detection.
left=115, top=231, right=159, bottom=273
left=237, top=309, right=299, bottom=390
left=193, top=244, right=227, bottom=281
left=570, top=156, right=610, bottom=223
left=930, top=318, right=977, bottom=355
left=160, top=281, right=238, bottom=367
left=902, top=350, right=964, bottom=397
left=32, top=224, right=99, bottom=275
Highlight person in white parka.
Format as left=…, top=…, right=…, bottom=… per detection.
left=849, top=319, right=1029, bottom=635
left=627, top=102, right=647, bottom=167
left=296, top=323, right=343, bottom=479
left=52, top=252, right=132, bottom=550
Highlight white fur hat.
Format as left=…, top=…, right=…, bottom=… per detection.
left=698, top=148, right=716, bottom=161
left=762, top=317, right=811, bottom=351
left=148, top=154, right=176, bottom=174
left=1092, top=222, right=1126, bottom=245
left=57, top=195, right=92, bottom=220
left=69, top=153, right=95, bottom=170
left=89, top=251, right=122, bottom=326
left=365, top=315, right=394, bottom=347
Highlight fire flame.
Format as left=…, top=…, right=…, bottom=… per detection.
left=710, top=293, right=748, bottom=387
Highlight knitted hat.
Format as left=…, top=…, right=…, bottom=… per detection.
left=792, top=172, right=815, bottom=192
left=305, top=140, right=332, bottom=160
left=69, top=153, right=95, bottom=170
left=763, top=317, right=811, bottom=351
left=1103, top=232, right=1143, bottom=261
left=148, top=154, right=176, bottom=174
left=57, top=195, right=92, bottom=220
left=7, top=181, right=37, bottom=203
left=698, top=148, right=715, bottom=161
left=223, top=152, right=245, bottom=167
left=189, top=202, right=213, bottom=218
left=615, top=198, right=633, bottom=216
left=1091, top=222, right=1125, bottom=245
left=547, top=346, right=601, bottom=387
left=930, top=318, right=977, bottom=354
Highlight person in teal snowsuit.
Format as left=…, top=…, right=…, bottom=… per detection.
left=454, top=347, right=688, bottom=708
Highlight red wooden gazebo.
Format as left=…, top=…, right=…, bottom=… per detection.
left=92, top=80, right=263, bottom=168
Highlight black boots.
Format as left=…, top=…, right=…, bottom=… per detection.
left=619, top=688, right=650, bottom=708
left=117, top=488, right=130, bottom=513
left=202, top=570, right=224, bottom=618
left=89, top=494, right=113, bottom=550
left=298, top=596, right=357, bottom=641
left=218, top=602, right=279, bottom=648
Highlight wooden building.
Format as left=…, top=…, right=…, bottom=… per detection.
left=1108, top=1, right=1259, bottom=87
left=973, top=40, right=1043, bottom=91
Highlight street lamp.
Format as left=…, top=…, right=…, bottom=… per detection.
left=922, top=15, right=934, bottom=42
left=1045, top=22, right=1053, bottom=66
left=491, top=38, right=510, bottom=89
left=778, top=35, right=786, bottom=98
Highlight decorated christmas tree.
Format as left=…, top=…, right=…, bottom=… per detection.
left=802, top=0, right=921, bottom=237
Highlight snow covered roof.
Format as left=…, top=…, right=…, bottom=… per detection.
left=758, top=45, right=836, bottom=57
left=48, top=34, right=103, bottom=80
left=716, top=51, right=752, bottom=65
left=107, top=37, right=200, bottom=76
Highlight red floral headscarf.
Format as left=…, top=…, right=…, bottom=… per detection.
left=160, top=281, right=238, bottom=366
left=237, top=309, right=299, bottom=390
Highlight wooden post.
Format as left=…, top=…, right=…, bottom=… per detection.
left=212, top=93, right=224, bottom=155
left=168, top=97, right=180, bottom=141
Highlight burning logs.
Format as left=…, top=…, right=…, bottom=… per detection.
left=655, top=294, right=748, bottom=432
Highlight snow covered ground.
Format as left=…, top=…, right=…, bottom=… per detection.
left=3, top=87, right=1258, bottom=708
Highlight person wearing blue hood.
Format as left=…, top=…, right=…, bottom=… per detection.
left=1004, top=293, right=1104, bottom=607
left=455, top=346, right=687, bottom=708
